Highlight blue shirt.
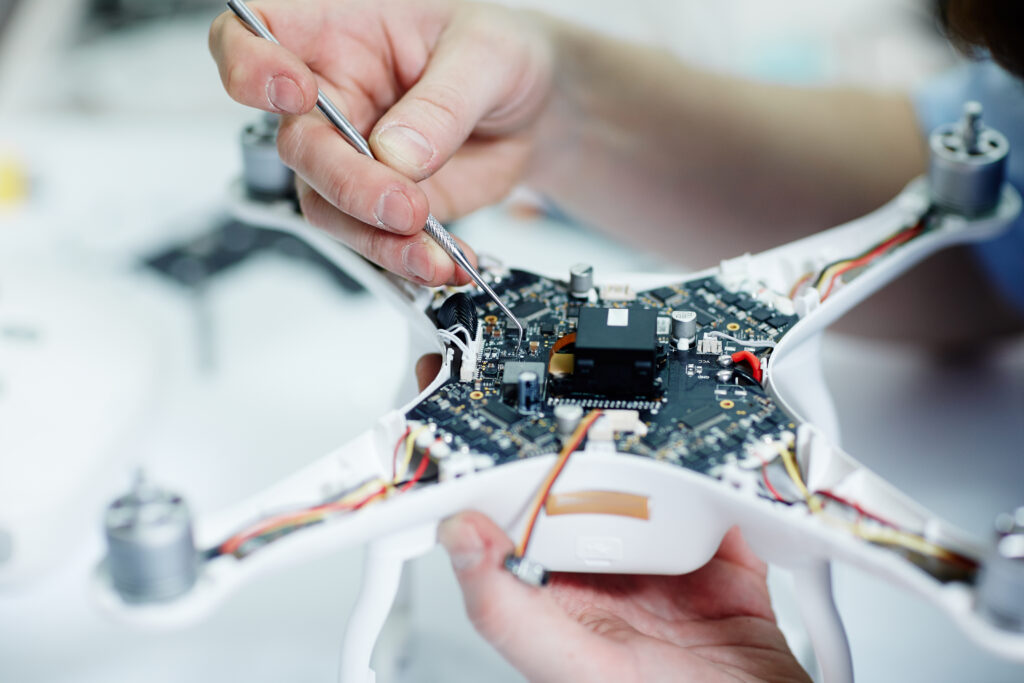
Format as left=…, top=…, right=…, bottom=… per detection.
left=915, top=60, right=1024, bottom=315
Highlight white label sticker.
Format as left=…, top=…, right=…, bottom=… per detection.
left=606, top=309, right=629, bottom=327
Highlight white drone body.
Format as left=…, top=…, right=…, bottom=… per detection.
left=87, top=171, right=1024, bottom=683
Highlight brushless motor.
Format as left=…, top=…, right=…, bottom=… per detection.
left=241, top=113, right=295, bottom=200
left=928, top=101, right=1009, bottom=216
left=976, top=507, right=1024, bottom=631
left=104, top=479, right=198, bottom=603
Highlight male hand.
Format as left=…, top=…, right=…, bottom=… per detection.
left=210, top=0, right=553, bottom=286
left=415, top=354, right=810, bottom=682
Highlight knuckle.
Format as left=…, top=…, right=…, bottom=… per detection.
left=415, top=82, right=467, bottom=134
left=324, top=164, right=361, bottom=214
left=224, top=61, right=251, bottom=100
left=355, top=224, right=395, bottom=265
left=275, top=117, right=304, bottom=168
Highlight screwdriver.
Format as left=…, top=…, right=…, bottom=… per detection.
left=226, top=0, right=525, bottom=350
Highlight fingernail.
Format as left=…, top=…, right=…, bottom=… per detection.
left=374, top=189, right=414, bottom=233
left=438, top=516, right=484, bottom=571
left=267, top=75, right=303, bottom=114
left=377, top=125, right=434, bottom=169
left=402, top=242, right=436, bottom=282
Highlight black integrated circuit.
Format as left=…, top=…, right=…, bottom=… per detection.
left=407, top=270, right=799, bottom=475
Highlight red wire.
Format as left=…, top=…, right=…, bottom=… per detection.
left=392, top=426, right=410, bottom=480
left=814, top=490, right=898, bottom=529
left=820, top=225, right=923, bottom=301
left=400, top=444, right=433, bottom=492
left=731, top=350, right=762, bottom=383
left=220, top=484, right=388, bottom=556
left=762, top=463, right=786, bottom=502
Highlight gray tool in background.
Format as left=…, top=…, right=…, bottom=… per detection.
left=226, top=0, right=524, bottom=350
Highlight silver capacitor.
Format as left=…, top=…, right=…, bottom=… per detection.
left=517, top=371, right=540, bottom=413
left=928, top=101, right=1008, bottom=216
left=569, top=263, right=594, bottom=298
left=104, top=478, right=198, bottom=603
left=671, top=310, right=698, bottom=343
left=554, top=403, right=584, bottom=436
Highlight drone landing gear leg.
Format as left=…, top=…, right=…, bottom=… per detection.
left=338, top=523, right=438, bottom=683
left=792, top=560, right=853, bottom=683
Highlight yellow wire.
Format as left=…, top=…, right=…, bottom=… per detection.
left=397, top=425, right=430, bottom=483
left=776, top=445, right=965, bottom=563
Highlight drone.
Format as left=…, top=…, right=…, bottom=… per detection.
left=91, top=104, right=1024, bottom=682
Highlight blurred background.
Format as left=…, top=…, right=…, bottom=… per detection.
left=0, top=0, right=1022, bottom=681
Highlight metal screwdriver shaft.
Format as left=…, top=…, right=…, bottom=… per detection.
left=226, top=0, right=525, bottom=350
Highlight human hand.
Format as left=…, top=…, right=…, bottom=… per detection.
left=209, top=0, right=554, bottom=286
left=413, top=354, right=809, bottom=682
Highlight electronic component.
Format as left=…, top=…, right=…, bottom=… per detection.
left=553, top=404, right=584, bottom=436
left=695, top=335, right=723, bottom=355
left=671, top=310, right=697, bottom=345
left=569, top=263, right=594, bottom=298
left=517, top=371, right=541, bottom=414
left=504, top=553, right=549, bottom=587
left=502, top=361, right=547, bottom=406
left=599, top=283, right=636, bottom=302
left=104, top=478, right=197, bottom=603
left=574, top=307, right=658, bottom=397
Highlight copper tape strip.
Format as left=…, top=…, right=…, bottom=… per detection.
left=544, top=490, right=650, bottom=520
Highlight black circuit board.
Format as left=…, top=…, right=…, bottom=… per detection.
left=407, top=270, right=799, bottom=476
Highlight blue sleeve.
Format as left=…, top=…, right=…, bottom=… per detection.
left=914, top=60, right=1024, bottom=315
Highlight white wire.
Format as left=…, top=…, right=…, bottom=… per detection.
left=706, top=330, right=777, bottom=349
left=436, top=329, right=470, bottom=356
left=447, top=323, right=473, bottom=344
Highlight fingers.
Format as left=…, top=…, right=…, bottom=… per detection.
left=282, top=113, right=430, bottom=235
left=209, top=6, right=319, bottom=115
left=296, top=179, right=475, bottom=287
left=438, top=511, right=631, bottom=683
left=415, top=354, right=443, bottom=391
left=368, top=11, right=533, bottom=181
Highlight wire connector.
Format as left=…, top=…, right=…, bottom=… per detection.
left=504, top=553, right=549, bottom=587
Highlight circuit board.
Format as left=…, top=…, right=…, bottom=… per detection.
left=407, top=269, right=799, bottom=477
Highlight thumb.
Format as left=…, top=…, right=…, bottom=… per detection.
left=438, top=511, right=627, bottom=682
left=369, top=9, right=543, bottom=181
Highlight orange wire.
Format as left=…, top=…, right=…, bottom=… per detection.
left=219, top=484, right=388, bottom=556
left=515, top=410, right=602, bottom=557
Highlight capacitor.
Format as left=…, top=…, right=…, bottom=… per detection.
left=569, top=263, right=594, bottom=298
left=671, top=310, right=698, bottom=342
left=104, top=478, right=198, bottom=603
left=517, top=371, right=540, bottom=413
left=554, top=403, right=584, bottom=436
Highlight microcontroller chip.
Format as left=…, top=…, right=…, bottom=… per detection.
left=512, top=300, right=546, bottom=320
left=574, top=307, right=659, bottom=397
left=480, top=400, right=519, bottom=427
left=680, top=405, right=723, bottom=430
left=648, top=287, right=678, bottom=303
left=750, top=308, right=773, bottom=322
